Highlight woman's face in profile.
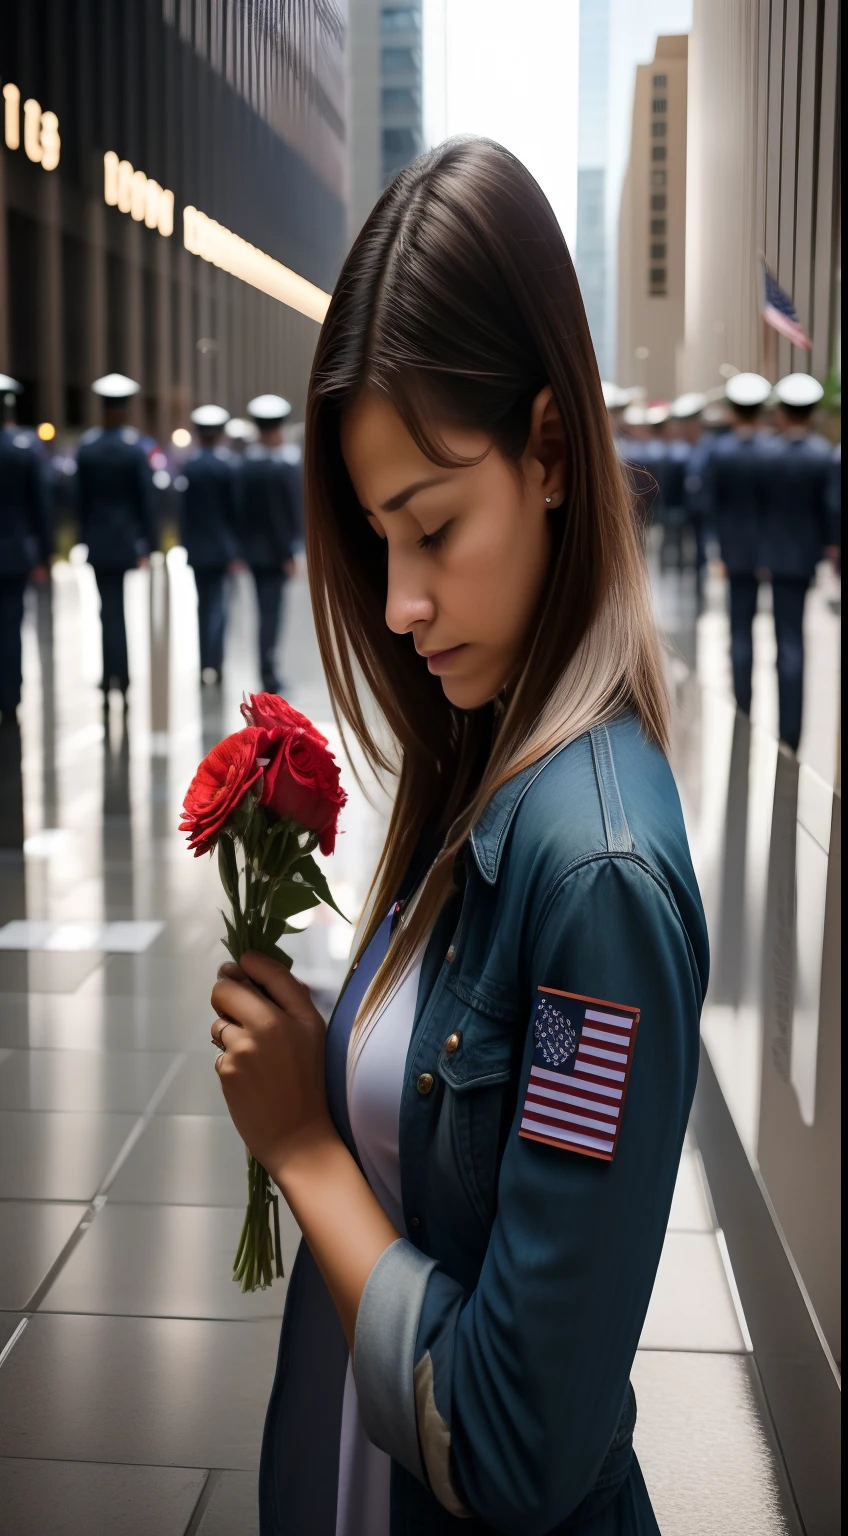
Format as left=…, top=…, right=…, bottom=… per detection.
left=341, top=389, right=559, bottom=710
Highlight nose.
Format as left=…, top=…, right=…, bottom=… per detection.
left=384, top=547, right=436, bottom=636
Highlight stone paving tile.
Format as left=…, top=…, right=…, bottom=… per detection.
left=0, top=1202, right=88, bottom=1309
left=0, top=1048, right=177, bottom=1113
left=0, top=951, right=104, bottom=993
left=0, top=1313, right=278, bottom=1469
left=0, top=1458, right=207, bottom=1536
left=195, top=1470, right=259, bottom=1536
left=41, top=1203, right=293, bottom=1320
left=0, top=1110, right=138, bottom=1201
left=107, top=1114, right=251, bottom=1206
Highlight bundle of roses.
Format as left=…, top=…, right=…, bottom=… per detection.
left=181, top=693, right=347, bottom=1291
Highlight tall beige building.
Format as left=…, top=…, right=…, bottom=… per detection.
left=683, top=0, right=840, bottom=391
left=616, top=35, right=688, bottom=400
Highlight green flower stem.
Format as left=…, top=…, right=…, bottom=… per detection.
left=224, top=823, right=320, bottom=1293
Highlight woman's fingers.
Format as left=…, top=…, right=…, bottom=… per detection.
left=210, top=1016, right=243, bottom=1050
left=217, top=961, right=245, bottom=981
left=239, top=950, right=317, bottom=1021
left=211, top=974, right=279, bottom=1032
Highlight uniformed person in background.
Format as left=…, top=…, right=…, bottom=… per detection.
left=239, top=393, right=302, bottom=694
left=643, top=403, right=673, bottom=560
left=708, top=372, right=774, bottom=726
left=758, top=373, right=837, bottom=751
left=668, top=393, right=708, bottom=600
left=616, top=401, right=663, bottom=534
left=75, top=374, right=157, bottom=707
left=0, top=375, right=51, bottom=724
left=222, top=417, right=258, bottom=458
left=179, top=405, right=243, bottom=685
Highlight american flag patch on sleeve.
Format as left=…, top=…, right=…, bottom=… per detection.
left=518, top=988, right=640, bottom=1161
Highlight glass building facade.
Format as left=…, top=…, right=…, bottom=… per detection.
left=0, top=0, right=347, bottom=437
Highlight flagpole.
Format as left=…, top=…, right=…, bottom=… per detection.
left=762, top=315, right=777, bottom=382
left=759, top=254, right=777, bottom=381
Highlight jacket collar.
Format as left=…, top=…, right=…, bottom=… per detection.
left=468, top=739, right=571, bottom=886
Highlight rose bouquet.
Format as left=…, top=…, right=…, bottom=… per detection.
left=180, top=693, right=347, bottom=1291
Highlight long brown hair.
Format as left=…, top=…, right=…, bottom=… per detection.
left=305, top=138, right=667, bottom=1024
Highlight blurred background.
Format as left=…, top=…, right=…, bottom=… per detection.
left=0, top=4, right=840, bottom=1535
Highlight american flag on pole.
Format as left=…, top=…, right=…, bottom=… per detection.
left=519, top=988, right=640, bottom=1161
left=762, top=263, right=812, bottom=350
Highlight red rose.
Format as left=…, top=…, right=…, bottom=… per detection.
left=261, top=727, right=347, bottom=855
left=241, top=692, right=328, bottom=746
left=180, top=727, right=270, bottom=856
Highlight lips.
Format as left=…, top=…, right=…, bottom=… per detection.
left=419, top=644, right=467, bottom=674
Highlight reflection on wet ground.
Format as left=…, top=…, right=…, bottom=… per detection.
left=0, top=549, right=838, bottom=1532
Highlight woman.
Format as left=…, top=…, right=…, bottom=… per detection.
left=210, top=139, right=708, bottom=1535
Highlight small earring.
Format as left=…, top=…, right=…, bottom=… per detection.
left=545, top=495, right=554, bottom=505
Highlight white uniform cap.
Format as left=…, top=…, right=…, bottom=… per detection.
left=670, top=391, right=707, bottom=420
left=645, top=403, right=670, bottom=427
left=190, top=404, right=230, bottom=429
left=725, top=372, right=771, bottom=408
left=0, top=374, right=23, bottom=394
left=601, top=381, right=627, bottom=410
left=91, top=373, right=141, bottom=400
left=623, top=404, right=647, bottom=427
left=224, top=417, right=258, bottom=442
left=773, top=372, right=824, bottom=408
left=246, top=393, right=292, bottom=422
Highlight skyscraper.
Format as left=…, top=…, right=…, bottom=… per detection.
left=0, top=0, right=346, bottom=436
left=347, top=0, right=424, bottom=244
left=575, top=0, right=611, bottom=378
left=617, top=34, right=688, bottom=399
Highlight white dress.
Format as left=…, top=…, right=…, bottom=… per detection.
left=334, top=951, right=425, bottom=1536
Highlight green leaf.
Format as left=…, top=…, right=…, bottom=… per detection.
left=294, top=854, right=349, bottom=920
left=268, top=880, right=321, bottom=922
left=217, top=837, right=239, bottom=904
left=220, top=910, right=242, bottom=963
left=260, top=916, right=288, bottom=948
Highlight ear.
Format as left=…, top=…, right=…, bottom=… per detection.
left=523, top=385, right=567, bottom=508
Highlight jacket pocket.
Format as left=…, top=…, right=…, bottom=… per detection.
left=433, top=976, right=520, bottom=1231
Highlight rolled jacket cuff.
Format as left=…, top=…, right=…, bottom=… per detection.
left=353, top=1237, right=437, bottom=1482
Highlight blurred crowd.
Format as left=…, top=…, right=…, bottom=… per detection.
left=606, top=372, right=840, bottom=752
left=0, top=372, right=303, bottom=724
left=0, top=363, right=842, bottom=758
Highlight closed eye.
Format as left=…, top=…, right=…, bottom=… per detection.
left=417, top=521, right=452, bottom=552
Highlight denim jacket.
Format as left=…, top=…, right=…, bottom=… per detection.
left=259, top=715, right=708, bottom=1536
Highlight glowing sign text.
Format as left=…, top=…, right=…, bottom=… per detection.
left=3, top=83, right=60, bottom=169
left=103, top=152, right=174, bottom=237
left=183, top=206, right=330, bottom=325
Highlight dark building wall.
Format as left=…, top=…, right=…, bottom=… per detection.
left=0, top=0, right=347, bottom=434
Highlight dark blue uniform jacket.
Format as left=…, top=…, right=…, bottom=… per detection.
left=659, top=440, right=689, bottom=514
left=757, top=432, right=834, bottom=579
left=179, top=446, right=241, bottom=569
left=237, top=446, right=302, bottom=569
left=683, top=432, right=725, bottom=538
left=75, top=426, right=156, bottom=569
left=259, top=715, right=709, bottom=1535
left=708, top=429, right=777, bottom=575
left=0, top=427, right=51, bottom=575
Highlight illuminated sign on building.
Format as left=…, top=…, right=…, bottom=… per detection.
left=183, top=206, right=330, bottom=324
left=103, top=152, right=174, bottom=237
left=3, top=82, right=60, bottom=169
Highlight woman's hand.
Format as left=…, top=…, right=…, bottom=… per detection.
left=211, top=951, right=332, bottom=1174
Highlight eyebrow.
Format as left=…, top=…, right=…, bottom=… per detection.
left=379, top=474, right=450, bottom=512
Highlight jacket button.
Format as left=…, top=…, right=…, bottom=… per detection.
left=444, top=1032, right=461, bottom=1055
left=416, top=1072, right=434, bottom=1095
left=446, top=945, right=456, bottom=963
left=410, top=1216, right=420, bottom=1228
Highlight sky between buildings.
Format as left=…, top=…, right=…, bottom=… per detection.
left=422, top=0, right=693, bottom=257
